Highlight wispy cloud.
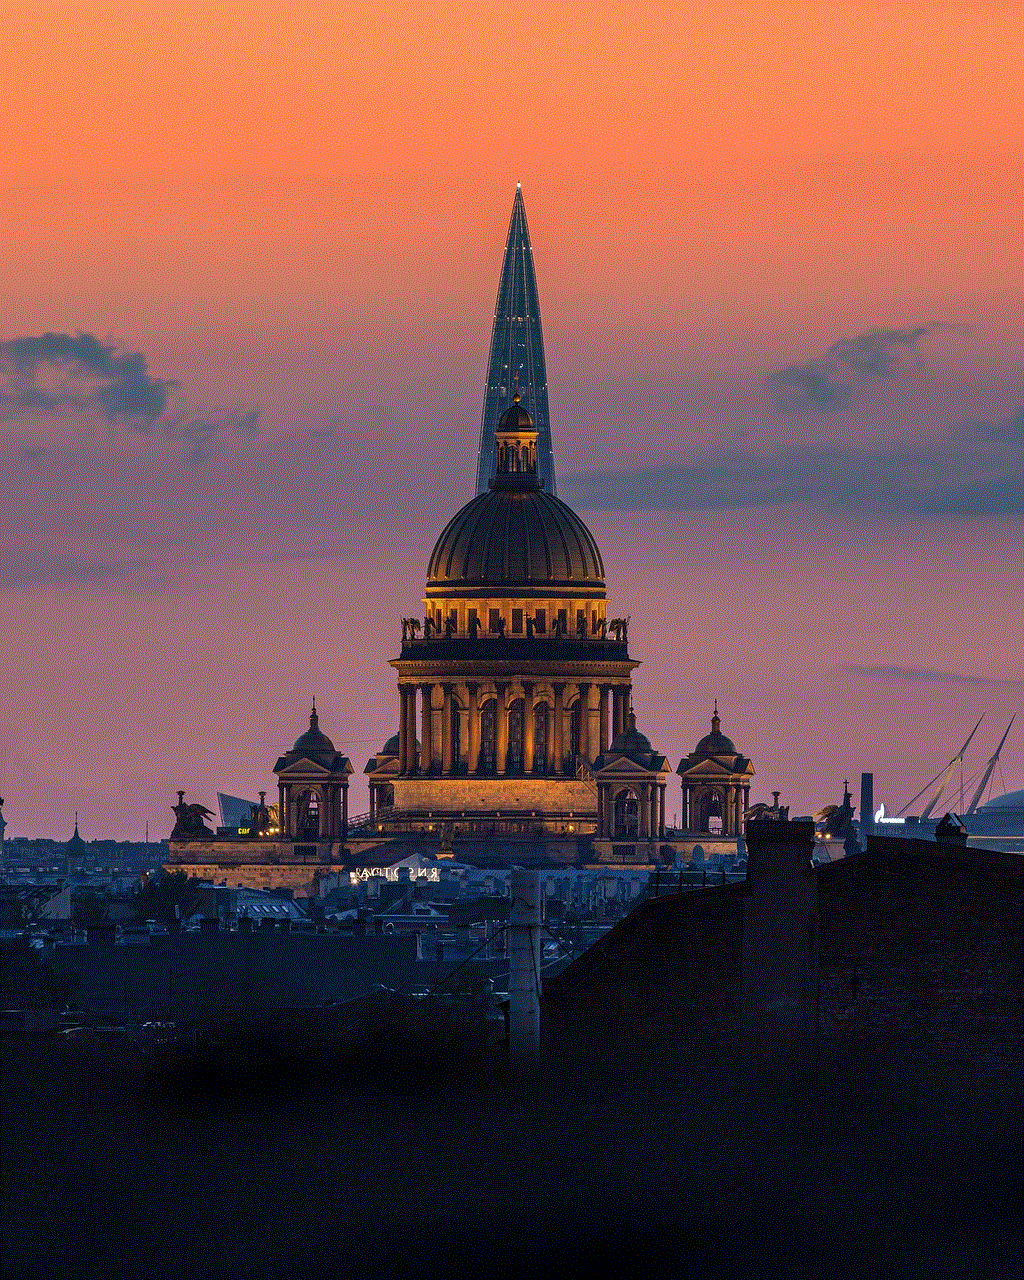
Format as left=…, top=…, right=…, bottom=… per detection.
left=563, top=407, right=1022, bottom=517
left=839, top=664, right=1023, bottom=688
left=765, top=323, right=962, bottom=413
left=0, top=331, right=259, bottom=465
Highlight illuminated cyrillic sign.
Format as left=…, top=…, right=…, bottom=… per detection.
left=350, top=866, right=441, bottom=883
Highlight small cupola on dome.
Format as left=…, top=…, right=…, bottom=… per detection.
left=492, top=390, right=542, bottom=489
left=694, top=701, right=737, bottom=757
left=290, top=698, right=337, bottom=760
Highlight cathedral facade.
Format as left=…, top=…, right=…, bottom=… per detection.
left=166, top=189, right=754, bottom=888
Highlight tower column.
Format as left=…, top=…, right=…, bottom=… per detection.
left=431, top=684, right=444, bottom=771
left=278, top=782, right=286, bottom=838
left=599, top=685, right=610, bottom=755
left=639, top=784, right=651, bottom=839
left=441, top=684, right=454, bottom=773
left=398, top=687, right=412, bottom=774
left=523, top=681, right=536, bottom=772
left=612, top=687, right=627, bottom=738
left=552, top=683, right=565, bottom=774
left=467, top=682, right=481, bottom=773
left=495, top=683, right=509, bottom=775
left=577, top=682, right=591, bottom=763
left=420, top=684, right=433, bottom=774
left=649, top=785, right=659, bottom=841
left=341, top=784, right=349, bottom=840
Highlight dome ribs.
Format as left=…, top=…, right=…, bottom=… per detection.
left=424, top=488, right=606, bottom=595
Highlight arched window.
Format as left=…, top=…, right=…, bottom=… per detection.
left=296, top=790, right=320, bottom=839
left=614, top=789, right=639, bottom=839
left=701, top=791, right=724, bottom=834
left=479, top=699, right=496, bottom=771
left=508, top=699, right=524, bottom=771
left=533, top=702, right=549, bottom=772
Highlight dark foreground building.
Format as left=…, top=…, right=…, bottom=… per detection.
left=545, top=822, right=1023, bottom=1079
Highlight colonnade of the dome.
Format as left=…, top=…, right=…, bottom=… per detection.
left=395, top=678, right=634, bottom=778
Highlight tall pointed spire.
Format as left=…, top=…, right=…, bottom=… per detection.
left=476, top=184, right=556, bottom=495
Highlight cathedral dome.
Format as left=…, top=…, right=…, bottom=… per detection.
left=426, top=487, right=606, bottom=599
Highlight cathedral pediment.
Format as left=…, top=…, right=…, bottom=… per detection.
left=678, top=758, right=748, bottom=780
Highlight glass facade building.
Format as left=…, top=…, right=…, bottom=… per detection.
left=475, top=184, right=556, bottom=496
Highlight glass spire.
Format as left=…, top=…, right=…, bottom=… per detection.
left=476, top=184, right=555, bottom=495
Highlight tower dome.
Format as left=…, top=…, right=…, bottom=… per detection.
left=693, top=705, right=736, bottom=756
left=288, top=700, right=337, bottom=761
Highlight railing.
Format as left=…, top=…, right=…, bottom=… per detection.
left=647, top=866, right=748, bottom=896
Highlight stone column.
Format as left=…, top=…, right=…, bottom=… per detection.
left=441, top=684, right=454, bottom=774
left=639, top=784, right=651, bottom=839
left=552, top=683, right=565, bottom=775
left=278, top=782, right=287, bottom=838
left=431, top=685, right=444, bottom=772
left=577, top=682, right=591, bottom=763
left=659, top=785, right=666, bottom=838
left=398, top=687, right=412, bottom=774
left=523, top=681, right=536, bottom=772
left=467, top=682, right=480, bottom=773
left=420, top=684, right=433, bottom=774
left=341, top=784, right=348, bottom=839
left=494, top=683, right=509, bottom=775
left=598, top=685, right=610, bottom=756
left=649, top=785, right=659, bottom=841
left=596, top=784, right=606, bottom=838
left=397, top=689, right=407, bottom=774
left=368, top=786, right=376, bottom=821
left=612, top=687, right=627, bottom=738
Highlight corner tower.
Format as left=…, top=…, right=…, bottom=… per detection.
left=476, top=184, right=555, bottom=496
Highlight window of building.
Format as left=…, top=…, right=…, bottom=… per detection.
left=557, top=609, right=568, bottom=634
left=511, top=609, right=523, bottom=634
left=489, top=608, right=501, bottom=633
left=535, top=609, right=546, bottom=634
left=614, top=790, right=639, bottom=839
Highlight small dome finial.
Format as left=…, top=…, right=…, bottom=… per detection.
left=712, top=700, right=720, bottom=732
left=310, top=696, right=318, bottom=727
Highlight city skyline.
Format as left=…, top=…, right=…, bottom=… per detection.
left=2, top=0, right=1021, bottom=839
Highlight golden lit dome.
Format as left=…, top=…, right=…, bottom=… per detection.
left=426, top=487, right=606, bottom=600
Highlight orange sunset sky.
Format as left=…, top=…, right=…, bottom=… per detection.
left=2, top=1, right=1021, bottom=838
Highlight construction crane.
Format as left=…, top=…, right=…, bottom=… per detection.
left=966, top=717, right=1015, bottom=814
left=897, top=715, right=985, bottom=819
